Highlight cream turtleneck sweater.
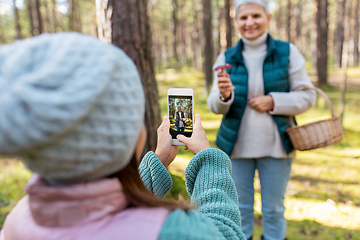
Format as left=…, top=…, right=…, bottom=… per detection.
left=207, top=31, right=316, bottom=159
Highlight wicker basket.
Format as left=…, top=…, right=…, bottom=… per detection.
left=286, top=87, right=343, bottom=151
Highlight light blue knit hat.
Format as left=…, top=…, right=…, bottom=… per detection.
left=235, top=0, right=270, bottom=14
left=0, top=33, right=145, bottom=184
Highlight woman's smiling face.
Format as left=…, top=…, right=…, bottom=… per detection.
left=237, top=3, right=271, bottom=40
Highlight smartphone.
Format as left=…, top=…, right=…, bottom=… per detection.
left=167, top=88, right=194, bottom=146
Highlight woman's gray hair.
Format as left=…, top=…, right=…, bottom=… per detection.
left=235, top=0, right=270, bottom=15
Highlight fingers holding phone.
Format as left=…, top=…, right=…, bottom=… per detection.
left=155, top=116, right=179, bottom=168
left=177, top=114, right=211, bottom=154
left=217, top=73, right=234, bottom=100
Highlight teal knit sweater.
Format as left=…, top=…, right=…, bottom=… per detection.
left=139, top=148, right=246, bottom=240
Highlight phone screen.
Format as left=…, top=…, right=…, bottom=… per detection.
left=168, top=95, right=193, bottom=139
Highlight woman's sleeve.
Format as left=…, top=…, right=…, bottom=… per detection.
left=158, top=209, right=226, bottom=240
left=139, top=151, right=173, bottom=198
left=269, top=43, right=316, bottom=116
left=207, top=53, right=235, bottom=115
left=182, top=148, right=246, bottom=240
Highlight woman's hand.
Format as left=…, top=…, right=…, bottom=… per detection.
left=248, top=95, right=274, bottom=112
left=218, top=73, right=235, bottom=100
left=177, top=114, right=211, bottom=154
left=155, top=116, right=179, bottom=168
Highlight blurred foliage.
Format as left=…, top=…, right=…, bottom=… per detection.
left=165, top=173, right=189, bottom=201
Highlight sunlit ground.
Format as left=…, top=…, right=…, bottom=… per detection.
left=1, top=70, right=360, bottom=239
left=161, top=70, right=360, bottom=239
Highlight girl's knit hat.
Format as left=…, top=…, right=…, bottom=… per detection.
left=0, top=33, right=145, bottom=185
left=235, top=0, right=270, bottom=14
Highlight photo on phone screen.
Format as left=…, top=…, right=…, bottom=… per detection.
left=168, top=95, right=193, bottom=139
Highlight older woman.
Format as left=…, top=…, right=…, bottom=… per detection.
left=175, top=106, right=187, bottom=133
left=207, top=1, right=316, bottom=240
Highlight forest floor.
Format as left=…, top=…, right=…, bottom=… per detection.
left=1, top=71, right=360, bottom=240
left=160, top=70, right=360, bottom=240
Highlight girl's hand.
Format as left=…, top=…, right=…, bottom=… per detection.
left=177, top=114, right=211, bottom=154
left=155, top=116, right=179, bottom=168
left=248, top=95, right=274, bottom=112
left=218, top=73, right=235, bottom=100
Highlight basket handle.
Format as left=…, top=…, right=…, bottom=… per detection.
left=289, top=86, right=338, bottom=127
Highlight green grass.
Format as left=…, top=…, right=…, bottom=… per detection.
left=0, top=159, right=31, bottom=227
left=1, top=71, right=360, bottom=239
left=161, top=71, right=360, bottom=239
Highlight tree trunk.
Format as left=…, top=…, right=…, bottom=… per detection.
left=277, top=0, right=283, bottom=39
left=316, top=0, right=328, bottom=86
left=96, top=0, right=161, bottom=153
left=68, top=0, right=74, bottom=31
left=52, top=0, right=58, bottom=32
left=295, top=0, right=302, bottom=49
left=215, top=0, right=221, bottom=58
left=311, top=6, right=317, bottom=69
left=68, top=0, right=82, bottom=32
left=68, top=0, right=80, bottom=32
left=192, top=10, right=202, bottom=71
left=225, top=0, right=232, bottom=48
left=334, top=0, right=346, bottom=69
left=203, top=0, right=214, bottom=94
left=287, top=0, right=291, bottom=42
left=152, top=23, right=162, bottom=72
left=43, top=0, right=51, bottom=32
left=354, top=0, right=359, bottom=66
left=13, top=0, right=22, bottom=39
left=75, top=0, right=82, bottom=33
left=301, top=2, right=310, bottom=59
left=179, top=1, right=186, bottom=69
left=172, top=0, right=179, bottom=69
left=87, top=0, right=97, bottom=36
left=27, top=0, right=35, bottom=36
left=162, top=32, right=169, bottom=70
left=347, top=0, right=353, bottom=66
left=339, top=52, right=348, bottom=122
left=339, top=1, right=350, bottom=122
left=35, top=0, right=43, bottom=34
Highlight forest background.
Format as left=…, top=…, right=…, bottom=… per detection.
left=1, top=0, right=360, bottom=239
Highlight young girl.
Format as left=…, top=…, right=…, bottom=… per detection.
left=0, top=33, right=246, bottom=240
left=207, top=1, right=316, bottom=240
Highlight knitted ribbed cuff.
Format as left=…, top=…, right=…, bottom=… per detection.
left=139, top=151, right=173, bottom=198
left=185, top=148, right=232, bottom=197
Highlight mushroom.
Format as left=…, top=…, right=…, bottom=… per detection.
left=214, top=64, right=232, bottom=73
